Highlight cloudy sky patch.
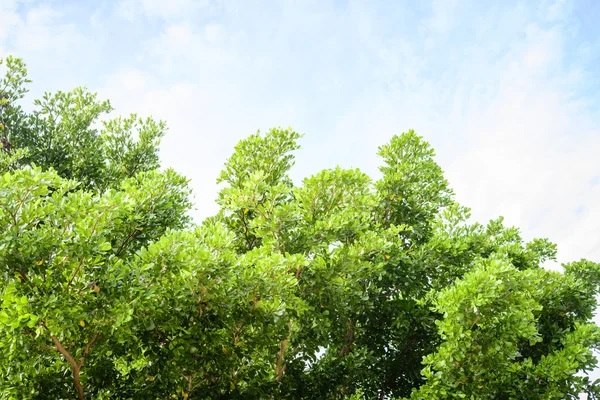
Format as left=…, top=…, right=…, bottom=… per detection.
left=1, top=0, right=598, bottom=267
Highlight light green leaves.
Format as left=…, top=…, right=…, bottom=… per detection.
left=2, top=55, right=600, bottom=400
left=376, top=130, right=453, bottom=243
left=410, top=257, right=600, bottom=399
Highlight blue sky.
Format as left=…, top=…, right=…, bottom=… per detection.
left=1, top=0, right=599, bottom=268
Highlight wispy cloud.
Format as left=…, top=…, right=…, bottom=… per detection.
left=1, top=0, right=599, bottom=268
left=116, top=0, right=214, bottom=21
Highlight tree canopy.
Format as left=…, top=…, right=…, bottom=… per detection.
left=1, top=55, right=600, bottom=400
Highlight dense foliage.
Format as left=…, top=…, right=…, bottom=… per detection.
left=1, top=56, right=600, bottom=399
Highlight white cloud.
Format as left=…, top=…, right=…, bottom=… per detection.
left=116, top=0, right=214, bottom=21
left=546, top=0, right=570, bottom=22
left=423, top=0, right=458, bottom=34
left=3, top=1, right=597, bottom=266
left=0, top=1, right=22, bottom=54
left=97, top=61, right=303, bottom=220
left=127, top=2, right=598, bottom=271
left=0, top=2, right=85, bottom=95
left=443, top=28, right=599, bottom=264
left=16, top=7, right=81, bottom=53
left=144, top=22, right=236, bottom=76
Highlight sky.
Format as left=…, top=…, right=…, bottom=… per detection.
left=1, top=0, right=600, bottom=390
left=1, top=0, right=599, bottom=261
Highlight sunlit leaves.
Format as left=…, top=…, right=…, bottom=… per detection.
left=2, top=55, right=600, bottom=400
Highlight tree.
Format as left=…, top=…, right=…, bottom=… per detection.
left=0, top=56, right=301, bottom=400
left=0, top=57, right=164, bottom=190
left=1, top=55, right=600, bottom=399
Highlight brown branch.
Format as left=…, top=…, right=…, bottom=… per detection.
left=252, top=195, right=269, bottom=221
left=50, top=335, right=85, bottom=400
left=0, top=202, right=18, bottom=228
left=340, top=319, right=355, bottom=356
left=233, top=320, right=245, bottom=346
left=15, top=188, right=32, bottom=222
left=34, top=339, right=56, bottom=352
left=275, top=220, right=286, bottom=255
left=239, top=208, right=254, bottom=250
left=79, top=333, right=99, bottom=368
left=66, top=256, right=85, bottom=293
left=61, top=216, right=71, bottom=235
left=276, top=338, right=288, bottom=382
left=276, top=322, right=293, bottom=381
left=115, top=229, right=138, bottom=256
left=470, top=314, right=480, bottom=330
left=43, top=319, right=99, bottom=400
left=186, top=375, right=193, bottom=395
left=190, top=375, right=206, bottom=392
left=114, top=185, right=170, bottom=258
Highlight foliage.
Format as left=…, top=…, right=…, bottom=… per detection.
left=0, top=56, right=164, bottom=191
left=1, top=56, right=600, bottom=399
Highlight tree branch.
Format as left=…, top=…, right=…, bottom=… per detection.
left=66, top=256, right=85, bottom=293
left=115, top=229, right=138, bottom=256
left=79, top=332, right=99, bottom=368
left=50, top=335, right=85, bottom=400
